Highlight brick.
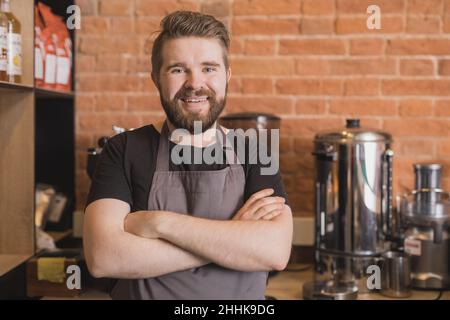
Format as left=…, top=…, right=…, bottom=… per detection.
left=201, top=0, right=230, bottom=17
left=76, top=94, right=96, bottom=112
left=344, top=79, right=380, bottom=96
left=244, top=40, right=276, bottom=55
left=336, top=16, right=404, bottom=34
left=282, top=118, right=343, bottom=136
left=386, top=39, right=450, bottom=55
left=226, top=96, right=294, bottom=114
left=134, top=18, right=161, bottom=34
left=350, top=39, right=385, bottom=55
left=302, top=0, right=335, bottom=15
left=77, top=74, right=100, bottom=92
left=124, top=56, right=151, bottom=73
left=76, top=151, right=88, bottom=170
left=80, top=37, right=141, bottom=54
left=398, top=99, right=434, bottom=117
left=437, top=140, right=450, bottom=156
left=382, top=80, right=450, bottom=96
left=233, top=0, right=301, bottom=15
left=383, top=119, right=450, bottom=136
left=295, top=100, right=327, bottom=114
left=293, top=138, right=314, bottom=154
left=296, top=59, right=330, bottom=75
left=407, top=0, right=443, bottom=14
left=435, top=100, right=450, bottom=116
left=276, top=79, right=342, bottom=95
left=232, top=19, right=300, bottom=35
left=279, top=137, right=292, bottom=153
left=279, top=39, right=346, bottom=55
left=301, top=18, right=334, bottom=34
left=329, top=99, right=397, bottom=116
left=135, top=0, right=198, bottom=16
left=127, top=95, right=162, bottom=112
left=75, top=0, right=97, bottom=16
left=230, top=38, right=243, bottom=54
left=406, top=16, right=440, bottom=34
left=398, top=140, right=435, bottom=157
left=228, top=78, right=241, bottom=94
left=80, top=17, right=109, bottom=35
left=445, top=15, right=450, bottom=32
left=242, top=78, right=273, bottom=94
left=401, top=59, right=434, bottom=76
left=96, top=54, right=123, bottom=72
left=446, top=0, right=450, bottom=14
left=438, top=59, right=450, bottom=75
left=97, top=75, right=141, bottom=92
left=99, top=0, right=132, bottom=16
left=336, top=0, right=405, bottom=14
left=231, top=58, right=295, bottom=76
left=109, top=17, right=134, bottom=34
left=329, top=58, right=396, bottom=75
left=76, top=54, right=96, bottom=73
left=96, top=93, right=127, bottom=111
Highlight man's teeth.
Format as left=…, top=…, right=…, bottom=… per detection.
left=182, top=97, right=208, bottom=103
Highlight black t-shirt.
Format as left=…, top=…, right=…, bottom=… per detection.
left=86, top=124, right=288, bottom=212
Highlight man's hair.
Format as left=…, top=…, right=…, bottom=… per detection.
left=151, top=11, right=230, bottom=79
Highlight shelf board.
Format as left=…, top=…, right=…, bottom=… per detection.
left=35, top=88, right=75, bottom=99
left=0, top=81, right=34, bottom=92
left=0, top=254, right=32, bottom=277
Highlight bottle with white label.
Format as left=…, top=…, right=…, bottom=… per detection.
left=0, top=5, right=8, bottom=81
left=1, top=0, right=21, bottom=83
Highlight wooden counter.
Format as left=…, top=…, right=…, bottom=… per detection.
left=266, top=263, right=450, bottom=300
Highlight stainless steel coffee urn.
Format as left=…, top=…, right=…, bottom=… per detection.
left=399, top=163, right=450, bottom=289
left=303, top=119, right=394, bottom=299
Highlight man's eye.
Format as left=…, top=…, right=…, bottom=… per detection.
left=204, top=67, right=216, bottom=73
left=171, top=68, right=184, bottom=73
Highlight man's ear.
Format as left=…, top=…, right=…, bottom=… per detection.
left=227, top=67, right=232, bottom=82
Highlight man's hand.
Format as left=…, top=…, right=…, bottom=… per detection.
left=233, top=188, right=286, bottom=221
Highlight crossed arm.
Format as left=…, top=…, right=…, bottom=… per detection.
left=84, top=189, right=293, bottom=279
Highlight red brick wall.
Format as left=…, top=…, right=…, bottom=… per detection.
left=75, top=0, right=450, bottom=216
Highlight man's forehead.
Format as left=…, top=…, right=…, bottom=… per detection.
left=161, top=37, right=226, bottom=65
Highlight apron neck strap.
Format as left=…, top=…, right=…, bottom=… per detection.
left=155, top=121, right=241, bottom=171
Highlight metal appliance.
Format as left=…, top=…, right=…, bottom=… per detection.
left=399, top=163, right=450, bottom=289
left=303, top=119, right=394, bottom=299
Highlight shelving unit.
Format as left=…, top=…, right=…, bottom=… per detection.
left=0, top=0, right=35, bottom=279
left=0, top=0, right=76, bottom=287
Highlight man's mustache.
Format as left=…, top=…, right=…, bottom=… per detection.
left=174, top=88, right=215, bottom=99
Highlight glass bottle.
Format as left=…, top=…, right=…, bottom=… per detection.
left=1, top=0, right=21, bottom=83
left=0, top=1, right=8, bottom=82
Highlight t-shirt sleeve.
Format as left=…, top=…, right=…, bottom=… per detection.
left=85, top=133, right=133, bottom=209
left=243, top=136, right=290, bottom=206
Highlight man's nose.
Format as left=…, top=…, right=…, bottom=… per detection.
left=185, top=70, right=205, bottom=90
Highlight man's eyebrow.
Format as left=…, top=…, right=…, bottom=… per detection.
left=201, top=61, right=221, bottom=67
left=165, top=62, right=186, bottom=70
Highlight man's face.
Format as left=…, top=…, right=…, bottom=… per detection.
left=154, top=36, right=231, bottom=133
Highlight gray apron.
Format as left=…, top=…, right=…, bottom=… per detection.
left=111, top=121, right=268, bottom=299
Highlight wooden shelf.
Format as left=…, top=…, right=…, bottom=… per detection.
left=0, top=81, right=34, bottom=92
left=35, top=88, right=75, bottom=99
left=0, top=254, right=32, bottom=277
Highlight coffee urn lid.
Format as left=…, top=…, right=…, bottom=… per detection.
left=315, top=119, right=392, bottom=143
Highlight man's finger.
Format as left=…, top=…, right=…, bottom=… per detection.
left=246, top=196, right=285, bottom=216
left=253, top=203, right=285, bottom=220
left=240, top=188, right=275, bottom=212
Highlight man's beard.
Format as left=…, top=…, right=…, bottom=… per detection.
left=160, top=85, right=227, bottom=134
